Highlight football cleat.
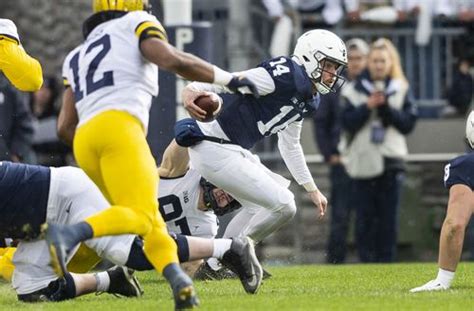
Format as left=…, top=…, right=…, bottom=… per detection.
left=194, top=262, right=237, bottom=281
left=410, top=279, right=449, bottom=293
left=106, top=266, right=144, bottom=297
left=170, top=271, right=200, bottom=310
left=220, top=237, right=263, bottom=294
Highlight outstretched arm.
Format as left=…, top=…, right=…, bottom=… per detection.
left=278, top=121, right=327, bottom=218
left=158, top=139, right=190, bottom=178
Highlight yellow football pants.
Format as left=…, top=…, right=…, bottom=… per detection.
left=73, top=110, right=178, bottom=273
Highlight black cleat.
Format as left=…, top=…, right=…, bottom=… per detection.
left=171, top=273, right=200, bottom=310
left=41, top=223, right=72, bottom=278
left=194, top=262, right=237, bottom=281
left=107, top=266, right=144, bottom=297
left=263, top=268, right=272, bottom=280
left=220, top=236, right=263, bottom=294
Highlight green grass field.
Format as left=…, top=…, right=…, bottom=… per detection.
left=0, top=263, right=472, bottom=310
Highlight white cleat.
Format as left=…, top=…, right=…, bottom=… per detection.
left=410, top=279, right=449, bottom=293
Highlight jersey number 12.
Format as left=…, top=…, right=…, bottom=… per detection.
left=70, top=34, right=115, bottom=101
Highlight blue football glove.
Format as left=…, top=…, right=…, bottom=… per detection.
left=227, top=76, right=260, bottom=98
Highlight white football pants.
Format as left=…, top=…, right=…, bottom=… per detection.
left=189, top=141, right=296, bottom=243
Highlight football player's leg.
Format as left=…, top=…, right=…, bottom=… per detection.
left=73, top=112, right=154, bottom=238
left=190, top=142, right=296, bottom=240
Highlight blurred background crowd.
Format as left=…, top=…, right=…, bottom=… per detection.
left=1, top=0, right=473, bottom=265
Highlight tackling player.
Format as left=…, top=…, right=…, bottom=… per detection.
left=0, top=19, right=42, bottom=91
left=178, top=29, right=347, bottom=244
left=410, top=111, right=474, bottom=292
left=44, top=1, right=258, bottom=308
left=0, top=160, right=262, bottom=301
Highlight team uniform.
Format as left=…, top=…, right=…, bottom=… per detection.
left=61, top=10, right=178, bottom=272
left=0, top=19, right=42, bottom=91
left=159, top=169, right=218, bottom=239
left=1, top=161, right=214, bottom=297
left=0, top=162, right=134, bottom=296
left=443, top=153, right=474, bottom=190
left=181, top=56, right=318, bottom=242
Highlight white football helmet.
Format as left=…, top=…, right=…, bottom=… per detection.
left=293, top=29, right=348, bottom=94
left=466, top=110, right=474, bottom=148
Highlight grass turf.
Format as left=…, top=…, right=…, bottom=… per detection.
left=0, top=262, right=472, bottom=310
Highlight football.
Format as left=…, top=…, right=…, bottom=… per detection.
left=194, top=94, right=222, bottom=122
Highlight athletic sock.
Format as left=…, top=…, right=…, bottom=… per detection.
left=212, top=239, right=232, bottom=259
left=436, top=268, right=455, bottom=288
left=94, top=271, right=111, bottom=292
left=68, top=222, right=93, bottom=245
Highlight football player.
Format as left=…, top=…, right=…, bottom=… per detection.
left=410, top=111, right=474, bottom=292
left=0, top=160, right=262, bottom=301
left=178, top=29, right=347, bottom=244
left=0, top=19, right=42, bottom=91
left=45, top=1, right=258, bottom=308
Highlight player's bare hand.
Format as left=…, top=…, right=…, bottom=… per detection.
left=227, top=76, right=260, bottom=98
left=182, top=85, right=211, bottom=121
left=308, top=189, right=328, bottom=219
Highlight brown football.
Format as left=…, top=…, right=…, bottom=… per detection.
left=194, top=94, right=222, bottom=122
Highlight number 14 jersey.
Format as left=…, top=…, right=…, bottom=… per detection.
left=62, top=11, right=166, bottom=131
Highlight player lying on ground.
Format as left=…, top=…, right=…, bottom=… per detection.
left=0, top=19, right=42, bottom=91
left=176, top=29, right=347, bottom=246
left=410, top=111, right=474, bottom=292
left=0, top=161, right=262, bottom=301
left=157, top=139, right=244, bottom=278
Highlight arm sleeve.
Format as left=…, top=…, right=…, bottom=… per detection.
left=188, top=67, right=276, bottom=96
left=132, top=11, right=167, bottom=44
left=0, top=41, right=43, bottom=92
left=277, top=120, right=314, bottom=185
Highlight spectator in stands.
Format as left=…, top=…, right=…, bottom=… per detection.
left=345, top=0, right=399, bottom=24
left=30, top=77, right=71, bottom=166
left=313, top=38, right=369, bottom=264
left=340, top=38, right=418, bottom=262
left=447, top=59, right=473, bottom=116
left=0, top=73, right=36, bottom=163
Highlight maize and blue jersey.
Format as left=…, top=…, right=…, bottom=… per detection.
left=444, top=153, right=474, bottom=190
left=0, top=161, right=50, bottom=239
left=215, top=56, right=320, bottom=149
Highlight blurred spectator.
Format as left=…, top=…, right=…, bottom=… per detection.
left=447, top=59, right=473, bottom=116
left=30, top=77, right=71, bottom=166
left=0, top=73, right=36, bottom=163
left=340, top=38, right=418, bottom=262
left=345, top=0, right=399, bottom=24
left=261, top=0, right=297, bottom=58
left=313, top=38, right=369, bottom=264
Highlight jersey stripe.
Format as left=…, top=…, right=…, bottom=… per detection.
left=135, top=21, right=167, bottom=41
left=0, top=34, right=19, bottom=45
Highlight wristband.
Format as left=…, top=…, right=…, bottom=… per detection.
left=303, top=181, right=318, bottom=192
left=213, top=65, right=233, bottom=85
